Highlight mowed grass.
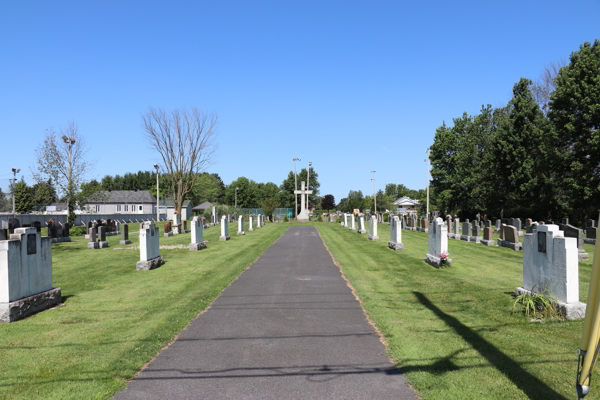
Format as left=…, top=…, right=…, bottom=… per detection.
left=317, top=221, right=596, bottom=400
left=0, top=220, right=288, bottom=400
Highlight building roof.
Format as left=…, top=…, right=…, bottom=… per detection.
left=392, top=196, right=420, bottom=207
left=159, top=199, right=193, bottom=208
left=192, top=201, right=213, bottom=210
left=87, top=190, right=156, bottom=204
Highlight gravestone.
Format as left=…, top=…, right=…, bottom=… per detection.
left=560, top=224, right=589, bottom=261
left=453, top=218, right=460, bottom=239
left=498, top=224, right=522, bottom=251
left=115, top=221, right=121, bottom=235
left=249, top=216, right=254, bottom=231
left=220, top=215, right=230, bottom=241
left=510, top=218, right=523, bottom=236
left=368, top=215, right=379, bottom=241
left=212, top=206, right=218, bottom=225
left=33, top=221, right=41, bottom=233
left=461, top=222, right=471, bottom=242
left=164, top=222, right=173, bottom=237
left=476, top=213, right=481, bottom=223
left=525, top=218, right=532, bottom=227
left=388, top=216, right=403, bottom=250
left=189, top=217, right=206, bottom=251
left=62, top=223, right=71, bottom=241
left=98, top=226, right=108, bottom=248
left=172, top=214, right=181, bottom=235
left=120, top=224, right=132, bottom=245
left=348, top=214, right=356, bottom=231
left=518, top=224, right=585, bottom=319
left=422, top=218, right=429, bottom=233
left=495, top=219, right=501, bottom=232
left=136, top=222, right=164, bottom=271
left=562, top=218, right=569, bottom=225
left=425, top=217, right=451, bottom=268
left=481, top=227, right=494, bottom=246
left=183, top=220, right=191, bottom=233
left=237, top=216, right=245, bottom=235
left=8, top=218, right=20, bottom=234
left=0, top=227, right=61, bottom=322
left=586, top=227, right=596, bottom=239
left=87, top=227, right=99, bottom=249
left=470, top=224, right=481, bottom=243
left=357, top=215, right=366, bottom=234
left=585, top=219, right=595, bottom=228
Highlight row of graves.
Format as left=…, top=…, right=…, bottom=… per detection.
left=1, top=212, right=267, bottom=323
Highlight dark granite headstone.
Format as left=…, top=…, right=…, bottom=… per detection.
left=510, top=218, right=522, bottom=231
left=483, top=227, right=493, bottom=240
left=8, top=218, right=20, bottom=234
left=472, top=224, right=481, bottom=237
left=586, top=219, right=596, bottom=228
left=587, top=227, right=597, bottom=239
left=99, top=226, right=106, bottom=241
left=33, top=221, right=42, bottom=233
left=525, top=218, right=532, bottom=227
left=562, top=218, right=569, bottom=225
left=62, top=223, right=70, bottom=237
left=561, top=224, right=584, bottom=250
left=423, top=219, right=429, bottom=229
left=48, top=223, right=58, bottom=239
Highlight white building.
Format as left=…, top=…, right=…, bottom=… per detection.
left=85, top=190, right=157, bottom=214
left=392, top=196, right=420, bottom=212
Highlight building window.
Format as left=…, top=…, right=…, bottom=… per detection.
left=95, top=205, right=100, bottom=212
left=124, top=205, right=128, bottom=212
left=139, top=205, right=143, bottom=211
left=117, top=205, right=121, bottom=212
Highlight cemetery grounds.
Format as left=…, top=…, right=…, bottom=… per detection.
left=0, top=219, right=595, bottom=400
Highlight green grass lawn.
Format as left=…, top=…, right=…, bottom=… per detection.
left=317, top=221, right=596, bottom=400
left=0, top=221, right=288, bottom=400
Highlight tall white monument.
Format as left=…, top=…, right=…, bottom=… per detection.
left=294, top=181, right=313, bottom=222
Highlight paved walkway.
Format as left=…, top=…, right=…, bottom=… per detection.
left=114, top=226, right=417, bottom=400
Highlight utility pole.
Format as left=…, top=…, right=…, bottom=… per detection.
left=153, top=164, right=160, bottom=221
left=371, top=170, right=376, bottom=215
left=11, top=167, right=20, bottom=217
left=293, top=158, right=301, bottom=219
left=308, top=161, right=312, bottom=212
left=62, top=135, right=76, bottom=223
left=235, top=187, right=239, bottom=209
left=425, top=148, right=430, bottom=218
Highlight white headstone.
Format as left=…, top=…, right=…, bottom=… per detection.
left=349, top=214, right=356, bottom=231
left=368, top=215, right=379, bottom=241
left=358, top=215, right=366, bottom=234
left=220, top=215, right=230, bottom=241
left=388, top=216, right=403, bottom=250
left=189, top=216, right=206, bottom=250
left=136, top=222, right=164, bottom=270
left=237, top=216, right=245, bottom=235
left=249, top=215, right=254, bottom=231
left=172, top=214, right=181, bottom=235
left=425, top=217, right=450, bottom=267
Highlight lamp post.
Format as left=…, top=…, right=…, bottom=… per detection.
left=11, top=167, right=20, bottom=217
left=371, top=170, right=376, bottom=215
left=62, top=135, right=76, bottom=222
left=153, top=164, right=160, bottom=221
left=235, top=187, right=239, bottom=209
left=425, top=148, right=431, bottom=218
left=292, top=158, right=301, bottom=219
left=307, top=161, right=312, bottom=212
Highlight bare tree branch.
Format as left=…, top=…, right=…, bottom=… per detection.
left=142, top=107, right=219, bottom=214
left=530, top=59, right=567, bottom=115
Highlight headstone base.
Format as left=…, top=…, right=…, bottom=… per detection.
left=584, top=238, right=596, bottom=245
left=0, top=287, right=61, bottom=323
left=423, top=228, right=428, bottom=233
left=99, top=241, right=108, bottom=248
left=188, top=242, right=207, bottom=251
left=249, top=228, right=254, bottom=231
left=358, top=230, right=367, bottom=234
left=460, top=235, right=470, bottom=241
left=136, top=256, right=165, bottom=271
left=425, top=254, right=452, bottom=268
left=85, top=234, right=89, bottom=239
left=204, top=225, right=210, bottom=229
left=164, top=232, right=173, bottom=237
left=469, top=236, right=481, bottom=244
left=172, top=227, right=181, bottom=235
left=388, top=241, right=404, bottom=251
left=497, top=239, right=522, bottom=251
left=220, top=235, right=231, bottom=241
left=87, top=242, right=99, bottom=249
left=516, top=287, right=586, bottom=320
left=481, top=239, right=495, bottom=246
left=448, top=233, right=455, bottom=239
left=237, top=231, right=245, bottom=235
left=368, top=235, right=380, bottom=241
left=106, top=232, right=119, bottom=236
left=184, top=229, right=191, bottom=233
left=579, top=251, right=589, bottom=261
left=120, top=240, right=132, bottom=245
left=348, top=227, right=354, bottom=231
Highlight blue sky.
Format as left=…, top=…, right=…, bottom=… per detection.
left=1, top=1, right=598, bottom=204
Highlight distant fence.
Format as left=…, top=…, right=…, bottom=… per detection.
left=273, top=208, right=294, bottom=222
left=0, top=213, right=168, bottom=229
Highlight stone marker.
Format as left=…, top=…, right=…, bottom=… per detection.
left=189, top=217, right=206, bottom=251
left=88, top=227, right=99, bottom=249
left=164, top=221, right=173, bottom=237
left=220, top=215, right=230, bottom=241
left=470, top=224, right=481, bottom=243
left=183, top=220, right=191, bottom=234
left=525, top=218, right=532, bottom=227
left=510, top=218, right=523, bottom=236
left=481, top=227, right=495, bottom=246
left=249, top=215, right=254, bottom=231
left=115, top=221, right=121, bottom=235
left=237, top=216, right=245, bottom=235
left=425, top=217, right=451, bottom=268
left=33, top=221, right=41, bottom=233
left=8, top=218, right=20, bottom=234
left=0, top=227, right=61, bottom=322
left=422, top=218, right=429, bottom=233
left=461, top=222, right=471, bottom=241
left=368, top=215, right=379, bottom=241
left=98, top=226, right=108, bottom=248
left=357, top=215, right=366, bottom=234
left=453, top=218, right=460, bottom=239
left=496, top=219, right=501, bottom=232
left=518, top=224, right=585, bottom=319
left=136, top=222, right=164, bottom=271
left=388, top=216, right=404, bottom=250
left=120, top=224, right=132, bottom=245
left=559, top=223, right=589, bottom=261
left=498, top=224, right=522, bottom=251
left=348, top=214, right=356, bottom=231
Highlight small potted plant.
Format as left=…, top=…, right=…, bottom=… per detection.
left=439, top=252, right=449, bottom=266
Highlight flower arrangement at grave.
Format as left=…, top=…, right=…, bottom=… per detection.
left=439, top=252, right=449, bottom=265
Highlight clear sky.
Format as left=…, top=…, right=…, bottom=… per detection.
left=1, top=1, right=598, bottom=204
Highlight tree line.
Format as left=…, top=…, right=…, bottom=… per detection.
left=430, top=40, right=600, bottom=226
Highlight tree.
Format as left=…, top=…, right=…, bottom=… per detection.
left=550, top=40, right=600, bottom=222
left=336, top=197, right=350, bottom=212
left=190, top=173, right=225, bottom=205
left=322, top=194, right=335, bottom=211
left=347, top=190, right=364, bottom=211
left=278, top=168, right=321, bottom=213
left=224, top=177, right=259, bottom=208
left=33, top=121, right=93, bottom=224
left=142, top=106, right=218, bottom=215
left=530, top=59, right=567, bottom=115
left=32, top=179, right=57, bottom=211
left=261, top=197, right=278, bottom=218
left=0, top=188, right=10, bottom=212
left=14, top=177, right=34, bottom=214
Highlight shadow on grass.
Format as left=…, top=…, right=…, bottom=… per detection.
left=413, top=291, right=568, bottom=400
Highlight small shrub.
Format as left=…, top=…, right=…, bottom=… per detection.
left=513, top=286, right=557, bottom=318
left=69, top=226, right=87, bottom=236
left=284, top=215, right=289, bottom=222
left=317, top=215, right=323, bottom=222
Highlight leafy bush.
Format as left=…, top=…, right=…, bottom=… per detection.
left=284, top=215, right=289, bottom=222
left=513, top=286, right=557, bottom=318
left=317, top=215, right=323, bottom=222
left=69, top=226, right=87, bottom=236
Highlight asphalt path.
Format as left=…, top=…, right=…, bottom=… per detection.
left=114, top=225, right=417, bottom=400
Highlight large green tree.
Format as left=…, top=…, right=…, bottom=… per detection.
left=322, top=194, right=335, bottom=211
left=225, top=177, right=259, bottom=208
left=14, top=177, right=34, bottom=214
left=32, top=179, right=58, bottom=211
left=550, top=40, right=600, bottom=221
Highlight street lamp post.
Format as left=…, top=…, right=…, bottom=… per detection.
left=153, top=164, right=160, bottom=221
left=425, top=148, right=431, bottom=218
left=307, top=161, right=312, bottom=212
left=292, top=158, right=301, bottom=219
left=371, top=170, right=376, bottom=215
left=11, top=167, right=20, bottom=217
left=62, top=136, right=76, bottom=222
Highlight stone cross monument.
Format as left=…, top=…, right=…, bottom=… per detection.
left=293, top=181, right=313, bottom=222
